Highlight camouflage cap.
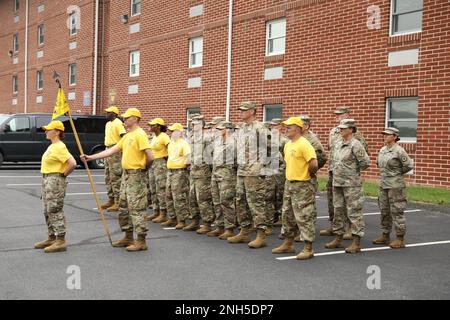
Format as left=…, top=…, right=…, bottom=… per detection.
left=299, top=114, right=311, bottom=124
left=334, top=107, right=351, bottom=115
left=270, top=118, right=282, bottom=126
left=338, top=118, right=356, bottom=129
left=187, top=113, right=201, bottom=122
left=211, top=116, right=225, bottom=125
left=382, top=127, right=399, bottom=135
left=238, top=101, right=257, bottom=111
left=203, top=122, right=212, bottom=129
left=216, top=121, right=234, bottom=130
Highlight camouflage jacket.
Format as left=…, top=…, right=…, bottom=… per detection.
left=328, top=126, right=368, bottom=171
left=332, top=137, right=371, bottom=187
left=377, top=143, right=413, bottom=189
left=236, top=121, right=270, bottom=177
left=212, top=136, right=237, bottom=180
left=189, top=130, right=212, bottom=178
left=261, top=130, right=289, bottom=176
left=304, top=130, right=328, bottom=170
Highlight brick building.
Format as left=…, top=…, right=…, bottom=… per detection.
left=0, top=0, right=449, bottom=188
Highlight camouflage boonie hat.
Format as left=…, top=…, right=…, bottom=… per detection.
left=338, top=119, right=356, bottom=129
left=334, top=107, right=351, bottom=115
left=382, top=127, right=399, bottom=135
left=238, top=101, right=257, bottom=111
left=203, top=122, right=212, bottom=129
left=211, top=116, right=225, bottom=125
left=270, top=118, right=282, bottom=126
left=299, top=114, right=311, bottom=124
left=187, top=113, right=201, bottom=122
left=216, top=121, right=233, bottom=130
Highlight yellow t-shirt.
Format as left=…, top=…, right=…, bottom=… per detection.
left=105, top=118, right=126, bottom=147
left=41, top=141, right=73, bottom=174
left=167, top=138, right=191, bottom=169
left=117, top=127, right=151, bottom=170
left=150, top=132, right=171, bottom=159
left=284, top=137, right=317, bottom=181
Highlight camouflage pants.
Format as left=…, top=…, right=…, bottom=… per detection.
left=190, top=176, right=215, bottom=223
left=166, top=169, right=190, bottom=222
left=332, top=186, right=365, bottom=237
left=212, top=176, right=237, bottom=229
left=282, top=180, right=317, bottom=242
left=42, top=174, right=67, bottom=236
left=326, top=171, right=334, bottom=221
left=265, top=175, right=277, bottom=227
left=105, top=151, right=122, bottom=203
left=152, top=158, right=168, bottom=213
left=378, top=187, right=407, bottom=236
left=148, top=166, right=158, bottom=209
left=211, top=177, right=222, bottom=226
left=166, top=170, right=175, bottom=219
left=274, top=173, right=285, bottom=218
left=236, top=176, right=267, bottom=230
left=118, top=170, right=149, bottom=236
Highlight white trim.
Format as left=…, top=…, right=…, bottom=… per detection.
left=69, top=63, right=77, bottom=86
left=12, top=75, right=18, bottom=94
left=263, top=104, right=283, bottom=122
left=36, top=70, right=43, bottom=90
left=129, top=50, right=140, bottom=77
left=389, top=0, right=423, bottom=37
left=69, top=12, right=78, bottom=36
left=130, top=0, right=141, bottom=17
left=225, top=0, right=234, bottom=121
left=266, top=18, right=286, bottom=57
left=189, top=36, right=203, bottom=68
left=385, top=97, right=418, bottom=142
left=37, top=23, right=44, bottom=45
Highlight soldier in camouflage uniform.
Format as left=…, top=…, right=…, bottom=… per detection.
left=228, top=102, right=270, bottom=249
left=147, top=131, right=158, bottom=217
left=35, top=121, right=77, bottom=253
left=373, top=127, right=413, bottom=249
left=83, top=108, right=153, bottom=252
left=211, top=121, right=238, bottom=240
left=322, top=107, right=368, bottom=239
left=272, top=117, right=318, bottom=260
left=325, top=119, right=371, bottom=254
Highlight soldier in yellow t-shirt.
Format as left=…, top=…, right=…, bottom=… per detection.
left=101, top=106, right=126, bottom=212
left=35, top=121, right=77, bottom=254
left=271, top=117, right=318, bottom=261
left=83, top=108, right=153, bottom=252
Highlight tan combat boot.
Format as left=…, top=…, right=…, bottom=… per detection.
left=161, top=217, right=177, bottom=227
left=106, top=203, right=119, bottom=212
left=373, top=233, right=390, bottom=245
left=101, top=198, right=114, bottom=210
left=389, top=235, right=406, bottom=249
left=34, top=235, right=56, bottom=249
left=228, top=226, right=252, bottom=244
left=153, top=211, right=167, bottom=223
left=147, top=211, right=160, bottom=221
left=175, top=220, right=186, bottom=230
left=265, top=227, right=274, bottom=236
left=183, top=218, right=200, bottom=231
left=343, top=229, right=353, bottom=240
left=297, top=241, right=314, bottom=260
left=196, top=223, right=212, bottom=235
left=44, top=235, right=67, bottom=253
left=207, top=227, right=225, bottom=237
left=319, top=226, right=334, bottom=236
left=272, top=238, right=295, bottom=254
left=126, top=234, right=148, bottom=252
left=325, top=234, right=344, bottom=249
left=345, top=235, right=362, bottom=254
left=112, top=231, right=134, bottom=248
left=218, top=228, right=235, bottom=240
left=248, top=229, right=267, bottom=249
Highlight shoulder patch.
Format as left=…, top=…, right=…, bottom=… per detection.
left=357, top=150, right=364, bottom=157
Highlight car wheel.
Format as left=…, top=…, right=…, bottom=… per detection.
left=89, top=149, right=106, bottom=170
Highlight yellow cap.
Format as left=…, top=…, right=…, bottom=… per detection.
left=282, top=117, right=304, bottom=128
left=148, top=118, right=165, bottom=126
left=105, top=106, right=119, bottom=115
left=168, top=123, right=184, bottom=132
left=121, top=108, right=142, bottom=119
left=42, top=120, right=65, bottom=132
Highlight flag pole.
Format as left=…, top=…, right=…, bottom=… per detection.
left=54, top=73, right=113, bottom=246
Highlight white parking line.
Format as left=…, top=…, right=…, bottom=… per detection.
left=317, top=209, right=422, bottom=219
left=276, top=240, right=450, bottom=260
left=163, top=227, right=176, bottom=230
left=7, top=182, right=105, bottom=186
left=66, top=192, right=107, bottom=196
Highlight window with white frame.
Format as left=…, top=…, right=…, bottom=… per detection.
left=131, top=0, right=141, bottom=16
left=69, top=12, right=77, bottom=35
left=13, top=33, right=19, bottom=52
left=266, top=18, right=286, bottom=56
left=12, top=75, right=18, bottom=94
left=37, top=70, right=43, bottom=90
left=386, top=97, right=418, bottom=141
left=37, top=24, right=44, bottom=45
left=14, top=0, right=19, bottom=12
left=264, top=104, right=283, bottom=122
left=69, top=64, right=77, bottom=86
left=189, top=37, right=203, bottom=68
left=390, top=0, right=423, bottom=36
left=129, top=50, right=140, bottom=77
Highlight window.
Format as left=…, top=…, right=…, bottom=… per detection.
left=6, top=117, right=30, bottom=133
left=37, top=24, right=44, bottom=45
left=13, top=33, right=19, bottom=52
left=386, top=98, right=418, bottom=141
left=129, top=50, right=140, bottom=77
left=264, top=105, right=283, bottom=121
left=37, top=70, right=43, bottom=90
left=14, top=0, right=19, bottom=12
left=12, top=76, right=18, bottom=94
left=189, top=37, right=203, bottom=68
left=390, top=0, right=423, bottom=36
left=69, top=64, right=76, bottom=86
left=266, top=18, right=286, bottom=56
left=69, top=12, right=77, bottom=35
left=187, top=107, right=201, bottom=127
left=131, top=0, right=141, bottom=16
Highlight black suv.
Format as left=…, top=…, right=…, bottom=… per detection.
left=0, top=113, right=108, bottom=169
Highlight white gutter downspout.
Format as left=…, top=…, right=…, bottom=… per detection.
left=92, top=0, right=99, bottom=115
left=225, top=0, right=234, bottom=121
left=24, top=0, right=29, bottom=113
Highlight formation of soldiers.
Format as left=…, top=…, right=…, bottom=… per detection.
left=34, top=103, right=414, bottom=258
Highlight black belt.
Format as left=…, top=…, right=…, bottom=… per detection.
left=42, top=173, right=66, bottom=178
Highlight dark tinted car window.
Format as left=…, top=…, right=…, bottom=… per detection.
left=36, top=117, right=53, bottom=133
left=77, top=118, right=108, bottom=134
